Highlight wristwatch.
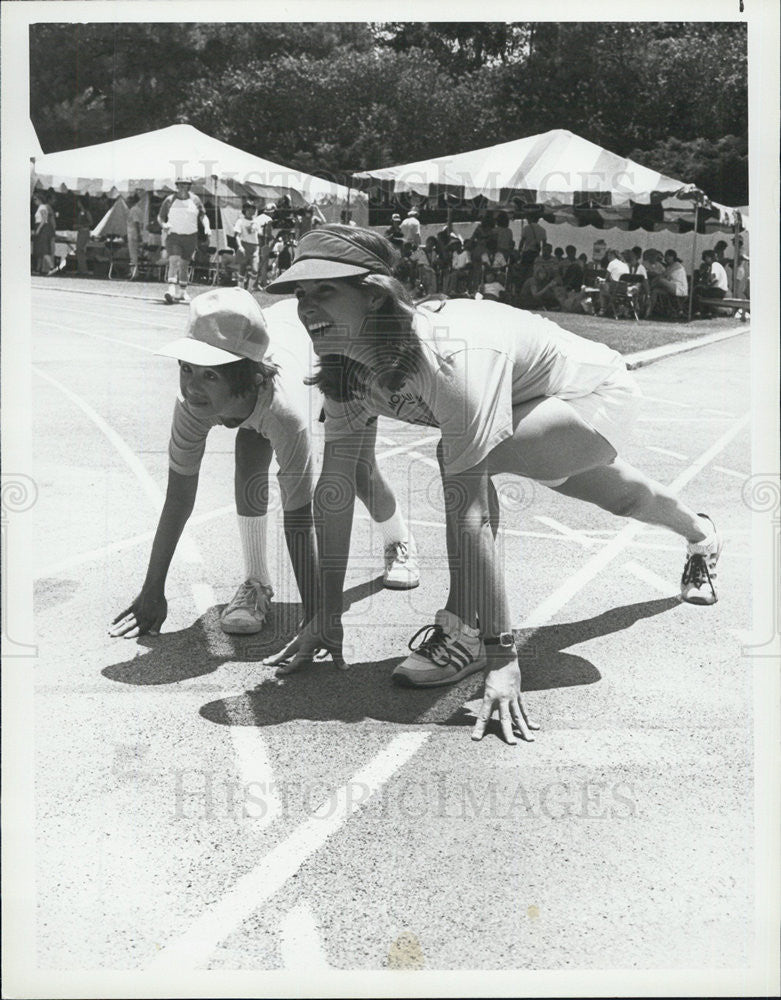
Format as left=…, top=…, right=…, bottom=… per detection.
left=483, top=632, right=514, bottom=648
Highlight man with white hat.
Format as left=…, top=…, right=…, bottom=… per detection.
left=157, top=176, right=211, bottom=304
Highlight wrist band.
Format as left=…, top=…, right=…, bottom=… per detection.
left=483, top=632, right=514, bottom=648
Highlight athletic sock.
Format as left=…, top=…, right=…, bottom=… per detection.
left=237, top=514, right=273, bottom=586
left=377, top=506, right=416, bottom=551
left=687, top=514, right=718, bottom=554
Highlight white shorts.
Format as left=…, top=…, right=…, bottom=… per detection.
left=538, top=367, right=643, bottom=487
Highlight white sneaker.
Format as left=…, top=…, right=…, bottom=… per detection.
left=392, top=609, right=486, bottom=687
left=220, top=579, right=273, bottom=634
left=681, top=514, right=722, bottom=605
left=383, top=541, right=420, bottom=589
left=177, top=291, right=191, bottom=304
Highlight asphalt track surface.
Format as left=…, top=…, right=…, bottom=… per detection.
left=31, top=281, right=753, bottom=972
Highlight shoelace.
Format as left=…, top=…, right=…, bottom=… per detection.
left=681, top=554, right=716, bottom=598
left=407, top=624, right=449, bottom=663
left=228, top=581, right=271, bottom=612
left=386, top=541, right=409, bottom=564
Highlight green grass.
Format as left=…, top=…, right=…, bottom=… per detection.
left=36, top=274, right=746, bottom=357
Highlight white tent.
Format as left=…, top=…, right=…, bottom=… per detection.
left=354, top=128, right=742, bottom=231
left=33, top=123, right=367, bottom=225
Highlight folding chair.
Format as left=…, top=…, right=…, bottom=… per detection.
left=607, top=276, right=641, bottom=320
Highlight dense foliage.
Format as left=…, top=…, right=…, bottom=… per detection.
left=30, top=21, right=748, bottom=204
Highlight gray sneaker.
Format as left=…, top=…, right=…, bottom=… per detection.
left=220, top=579, right=273, bottom=634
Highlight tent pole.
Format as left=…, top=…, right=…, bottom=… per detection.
left=687, top=204, right=698, bottom=322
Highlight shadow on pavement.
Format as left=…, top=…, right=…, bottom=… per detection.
left=198, top=597, right=678, bottom=729
left=102, top=577, right=386, bottom=687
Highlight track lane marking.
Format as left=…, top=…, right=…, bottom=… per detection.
left=146, top=732, right=429, bottom=971
left=646, top=446, right=689, bottom=460
left=32, top=367, right=281, bottom=835
left=625, top=561, right=679, bottom=597
left=521, top=413, right=749, bottom=629
left=713, top=465, right=748, bottom=480
left=280, top=901, right=329, bottom=969
left=35, top=318, right=159, bottom=354
left=534, top=515, right=596, bottom=547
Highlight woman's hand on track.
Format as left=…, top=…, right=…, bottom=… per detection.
left=471, top=655, right=540, bottom=745
left=109, top=589, right=167, bottom=638
left=263, top=616, right=347, bottom=675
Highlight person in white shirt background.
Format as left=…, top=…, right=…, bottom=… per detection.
left=233, top=202, right=262, bottom=290
left=697, top=248, right=729, bottom=316
left=157, top=177, right=211, bottom=304
left=399, top=207, right=422, bottom=247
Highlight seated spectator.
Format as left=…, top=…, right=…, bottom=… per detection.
left=553, top=247, right=565, bottom=266
left=446, top=238, right=471, bottom=296
left=538, top=242, right=560, bottom=279
left=519, top=259, right=563, bottom=311
left=479, top=269, right=505, bottom=302
left=598, top=249, right=630, bottom=314
left=494, top=211, right=514, bottom=255
left=562, top=245, right=584, bottom=291
left=646, top=249, right=689, bottom=318
left=696, top=248, right=729, bottom=316
left=481, top=234, right=508, bottom=272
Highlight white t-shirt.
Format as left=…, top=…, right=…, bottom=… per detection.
left=665, top=261, right=688, bottom=296
left=710, top=261, right=729, bottom=292
left=160, top=193, right=205, bottom=235
left=168, top=299, right=318, bottom=510
left=606, top=258, right=629, bottom=281
left=400, top=216, right=421, bottom=245
left=323, top=299, right=626, bottom=474
left=234, top=216, right=261, bottom=244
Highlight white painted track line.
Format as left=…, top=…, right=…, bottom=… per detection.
left=146, top=732, right=429, bottom=971
left=280, top=901, right=330, bottom=969
left=36, top=318, right=159, bottom=354
left=713, top=465, right=748, bottom=480
left=646, top=445, right=689, bottom=460
left=33, top=366, right=281, bottom=848
left=534, top=515, right=597, bottom=547
left=625, top=560, right=679, bottom=597
left=376, top=434, right=439, bottom=460
left=520, top=413, right=749, bottom=629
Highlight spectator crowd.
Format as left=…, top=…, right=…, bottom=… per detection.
left=32, top=192, right=749, bottom=319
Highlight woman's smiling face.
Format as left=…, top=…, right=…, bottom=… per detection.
left=295, top=279, right=378, bottom=360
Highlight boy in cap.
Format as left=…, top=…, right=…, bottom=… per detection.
left=158, top=177, right=211, bottom=304
left=110, top=288, right=418, bottom=641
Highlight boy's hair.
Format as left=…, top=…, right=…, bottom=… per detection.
left=218, top=357, right=279, bottom=397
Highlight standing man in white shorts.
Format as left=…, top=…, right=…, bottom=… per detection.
left=158, top=177, right=211, bottom=304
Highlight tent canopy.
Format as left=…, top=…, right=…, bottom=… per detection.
left=33, top=123, right=367, bottom=222
left=354, top=128, right=742, bottom=231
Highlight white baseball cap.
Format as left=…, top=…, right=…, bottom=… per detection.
left=156, top=288, right=269, bottom=366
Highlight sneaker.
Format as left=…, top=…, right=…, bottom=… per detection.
left=220, top=579, right=273, bottom=634
left=681, top=514, right=722, bottom=605
left=177, top=291, right=191, bottom=304
left=392, top=609, right=485, bottom=687
left=164, top=291, right=175, bottom=304
left=383, top=541, right=420, bottom=590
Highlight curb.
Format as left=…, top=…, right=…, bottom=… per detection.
left=625, top=325, right=749, bottom=369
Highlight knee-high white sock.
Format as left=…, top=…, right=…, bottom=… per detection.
left=237, top=514, right=272, bottom=587
left=377, top=507, right=416, bottom=551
